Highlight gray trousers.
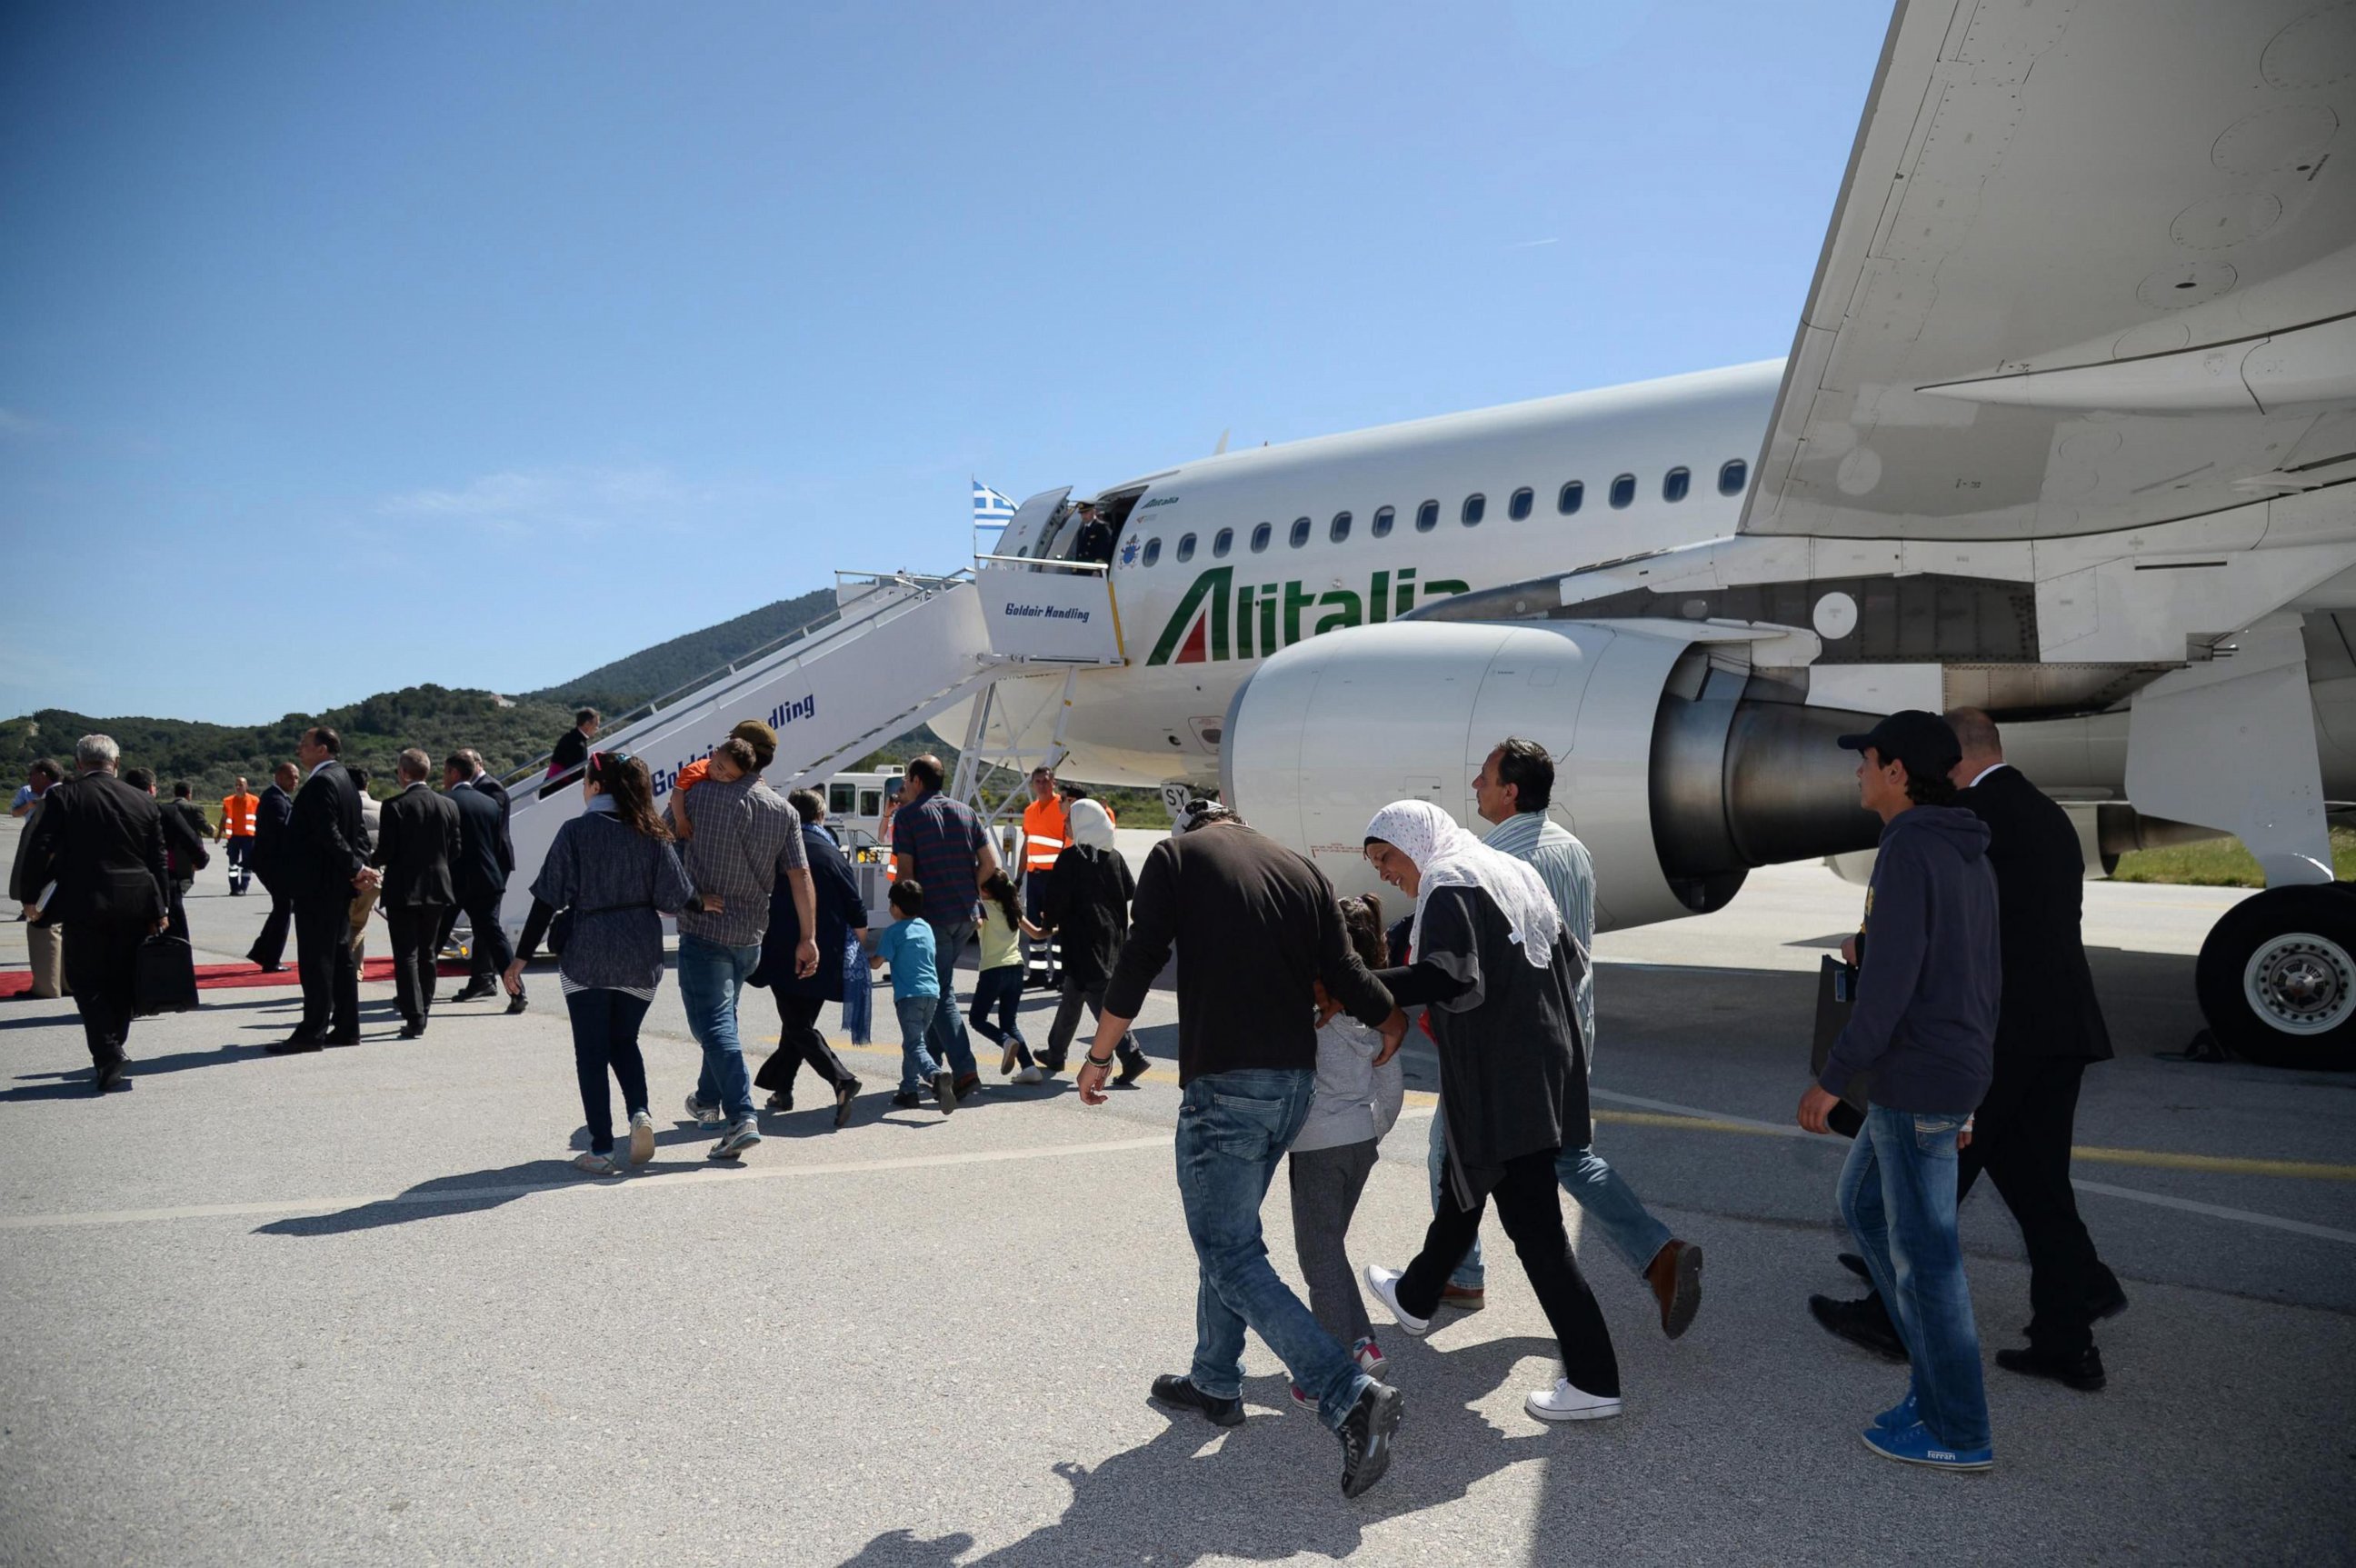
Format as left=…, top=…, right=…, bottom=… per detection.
left=1044, top=979, right=1138, bottom=1064
left=1287, top=1139, right=1381, bottom=1350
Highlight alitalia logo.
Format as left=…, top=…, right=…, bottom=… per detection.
left=1146, top=565, right=1471, bottom=665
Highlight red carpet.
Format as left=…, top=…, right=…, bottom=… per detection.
left=0, top=955, right=474, bottom=1000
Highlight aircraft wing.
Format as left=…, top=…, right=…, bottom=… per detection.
left=1743, top=0, right=2356, bottom=542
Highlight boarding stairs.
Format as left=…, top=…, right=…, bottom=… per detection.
left=496, top=555, right=1123, bottom=930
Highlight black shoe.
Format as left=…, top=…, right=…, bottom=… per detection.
left=834, top=1077, right=860, bottom=1130
left=267, top=1034, right=324, bottom=1054
left=953, top=1073, right=981, bottom=1102
left=399, top=1022, right=426, bottom=1040
left=1807, top=1293, right=1907, bottom=1362
left=324, top=1033, right=361, bottom=1047
left=505, top=990, right=528, bottom=1015
left=1037, top=1054, right=1067, bottom=1077
left=1114, top=1048, right=1151, bottom=1087
left=1337, top=1379, right=1404, bottom=1499
left=1997, top=1343, right=2106, bottom=1391
left=1837, top=1252, right=1871, bottom=1282
left=446, top=983, right=495, bottom=1004
left=1150, top=1373, right=1244, bottom=1429
left=2021, top=1275, right=2131, bottom=1337
left=93, top=1058, right=128, bottom=1094
left=890, top=1090, right=922, bottom=1108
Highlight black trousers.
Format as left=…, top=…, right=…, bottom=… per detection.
left=1959, top=1055, right=2111, bottom=1355
left=294, top=893, right=359, bottom=1039
left=444, top=895, right=513, bottom=984
left=1401, top=1149, right=1622, bottom=1397
left=224, top=837, right=252, bottom=891
left=166, top=879, right=192, bottom=942
left=757, top=992, right=857, bottom=1100
left=249, top=881, right=293, bottom=968
left=63, top=915, right=146, bottom=1068
left=385, top=904, right=444, bottom=1025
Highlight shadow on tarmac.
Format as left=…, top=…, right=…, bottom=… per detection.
left=834, top=1336, right=1571, bottom=1567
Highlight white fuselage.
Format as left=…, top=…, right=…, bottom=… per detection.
left=948, top=361, right=1783, bottom=786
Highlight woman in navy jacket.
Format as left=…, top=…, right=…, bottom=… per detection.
left=752, top=788, right=871, bottom=1128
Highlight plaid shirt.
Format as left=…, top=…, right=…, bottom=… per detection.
left=675, top=774, right=806, bottom=948
left=1483, top=810, right=1597, bottom=1058
left=891, top=790, right=987, bottom=924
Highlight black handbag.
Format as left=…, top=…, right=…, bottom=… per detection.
left=134, top=934, right=199, bottom=1016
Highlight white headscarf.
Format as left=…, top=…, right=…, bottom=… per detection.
left=1068, top=796, right=1116, bottom=851
left=1365, top=799, right=1562, bottom=970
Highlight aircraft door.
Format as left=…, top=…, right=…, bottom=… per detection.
left=993, top=486, right=1073, bottom=563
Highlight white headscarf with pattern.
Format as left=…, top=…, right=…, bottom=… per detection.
left=1364, top=799, right=1562, bottom=970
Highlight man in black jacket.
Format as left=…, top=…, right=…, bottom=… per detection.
left=273, top=727, right=372, bottom=1051
left=18, top=734, right=169, bottom=1090
left=442, top=753, right=521, bottom=1011
left=750, top=788, right=867, bottom=1125
left=373, top=748, right=461, bottom=1038
left=1081, top=808, right=1409, bottom=1499
left=245, top=762, right=299, bottom=971
left=155, top=778, right=212, bottom=941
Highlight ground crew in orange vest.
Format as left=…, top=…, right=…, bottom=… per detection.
left=218, top=776, right=260, bottom=895
left=1020, top=766, right=1067, bottom=987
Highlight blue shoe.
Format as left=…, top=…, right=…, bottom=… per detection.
left=1872, top=1389, right=1919, bottom=1432
left=1861, top=1420, right=1992, bottom=1471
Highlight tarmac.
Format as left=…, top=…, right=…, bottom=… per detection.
left=2, top=819, right=2351, bottom=1565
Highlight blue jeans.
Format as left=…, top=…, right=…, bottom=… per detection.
left=1433, top=1106, right=1674, bottom=1285
left=677, top=934, right=762, bottom=1124
left=1175, top=1068, right=1368, bottom=1432
left=893, top=994, right=942, bottom=1094
left=921, top=917, right=981, bottom=1080
left=1840, top=1105, right=1991, bottom=1451
left=967, top=964, right=1033, bottom=1065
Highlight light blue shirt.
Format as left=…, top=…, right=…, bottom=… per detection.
left=871, top=915, right=939, bottom=1000
left=1483, top=810, right=1598, bottom=1060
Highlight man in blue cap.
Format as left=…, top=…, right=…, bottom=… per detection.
left=1798, top=709, right=1999, bottom=1471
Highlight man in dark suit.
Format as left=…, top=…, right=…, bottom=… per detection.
left=463, top=748, right=516, bottom=875
left=245, top=762, right=299, bottom=971
left=442, top=752, right=522, bottom=1013
left=145, top=775, right=211, bottom=941
left=272, top=727, right=374, bottom=1052
left=18, top=734, right=169, bottom=1091
left=1810, top=708, right=2126, bottom=1389
left=372, top=748, right=460, bottom=1038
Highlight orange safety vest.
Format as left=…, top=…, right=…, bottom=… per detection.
left=221, top=793, right=259, bottom=837
left=1022, top=797, right=1068, bottom=873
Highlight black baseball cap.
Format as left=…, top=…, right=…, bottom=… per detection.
left=1837, top=709, right=1962, bottom=782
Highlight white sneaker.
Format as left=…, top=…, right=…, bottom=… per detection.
left=1362, top=1265, right=1429, bottom=1338
left=572, top=1151, right=621, bottom=1176
left=684, top=1094, right=724, bottom=1126
left=1012, top=1065, right=1044, bottom=1085
left=1525, top=1378, right=1622, bottom=1423
left=627, top=1111, right=655, bottom=1166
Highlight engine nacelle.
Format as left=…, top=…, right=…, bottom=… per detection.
left=1222, top=620, right=1883, bottom=932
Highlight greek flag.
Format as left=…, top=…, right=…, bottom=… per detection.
left=973, top=481, right=1017, bottom=536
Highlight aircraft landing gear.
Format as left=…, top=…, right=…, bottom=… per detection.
left=2194, top=884, right=2356, bottom=1071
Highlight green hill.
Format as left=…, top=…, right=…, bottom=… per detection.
left=524, top=587, right=837, bottom=713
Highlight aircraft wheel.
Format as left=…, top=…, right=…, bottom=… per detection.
left=2194, top=884, right=2356, bottom=1070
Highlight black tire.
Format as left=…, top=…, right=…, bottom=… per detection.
left=2193, top=884, right=2356, bottom=1071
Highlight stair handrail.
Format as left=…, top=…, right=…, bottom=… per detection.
left=500, top=569, right=974, bottom=789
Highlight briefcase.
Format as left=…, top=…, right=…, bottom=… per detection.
left=134, top=934, right=200, bottom=1016
left=1811, top=954, right=1872, bottom=1116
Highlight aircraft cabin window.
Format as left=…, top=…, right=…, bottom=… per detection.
left=1251, top=522, right=1273, bottom=553
left=1415, top=500, right=1440, bottom=532
left=1508, top=487, right=1533, bottom=521
left=1610, top=473, right=1636, bottom=508
left=1330, top=510, right=1352, bottom=543
left=1462, top=493, right=1486, bottom=526
left=1289, top=515, right=1312, bottom=548
left=1213, top=526, right=1233, bottom=557
left=1663, top=466, right=1691, bottom=503
left=1558, top=480, right=1583, bottom=514
left=1719, top=458, right=1748, bottom=495
left=1175, top=533, right=1196, bottom=563
left=1372, top=505, right=1395, bottom=537
left=1143, top=537, right=1162, bottom=566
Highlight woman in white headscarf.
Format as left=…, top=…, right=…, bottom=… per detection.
left=1355, top=799, right=1624, bottom=1423
left=1032, top=795, right=1151, bottom=1084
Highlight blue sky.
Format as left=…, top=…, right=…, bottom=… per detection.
left=0, top=1, right=1890, bottom=724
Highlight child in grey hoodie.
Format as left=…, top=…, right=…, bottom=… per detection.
left=1287, top=894, right=1408, bottom=1400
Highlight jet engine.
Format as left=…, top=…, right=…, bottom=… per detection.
left=1221, top=620, right=1885, bottom=932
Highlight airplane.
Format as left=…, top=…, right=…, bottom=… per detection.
left=938, top=0, right=2356, bottom=1073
